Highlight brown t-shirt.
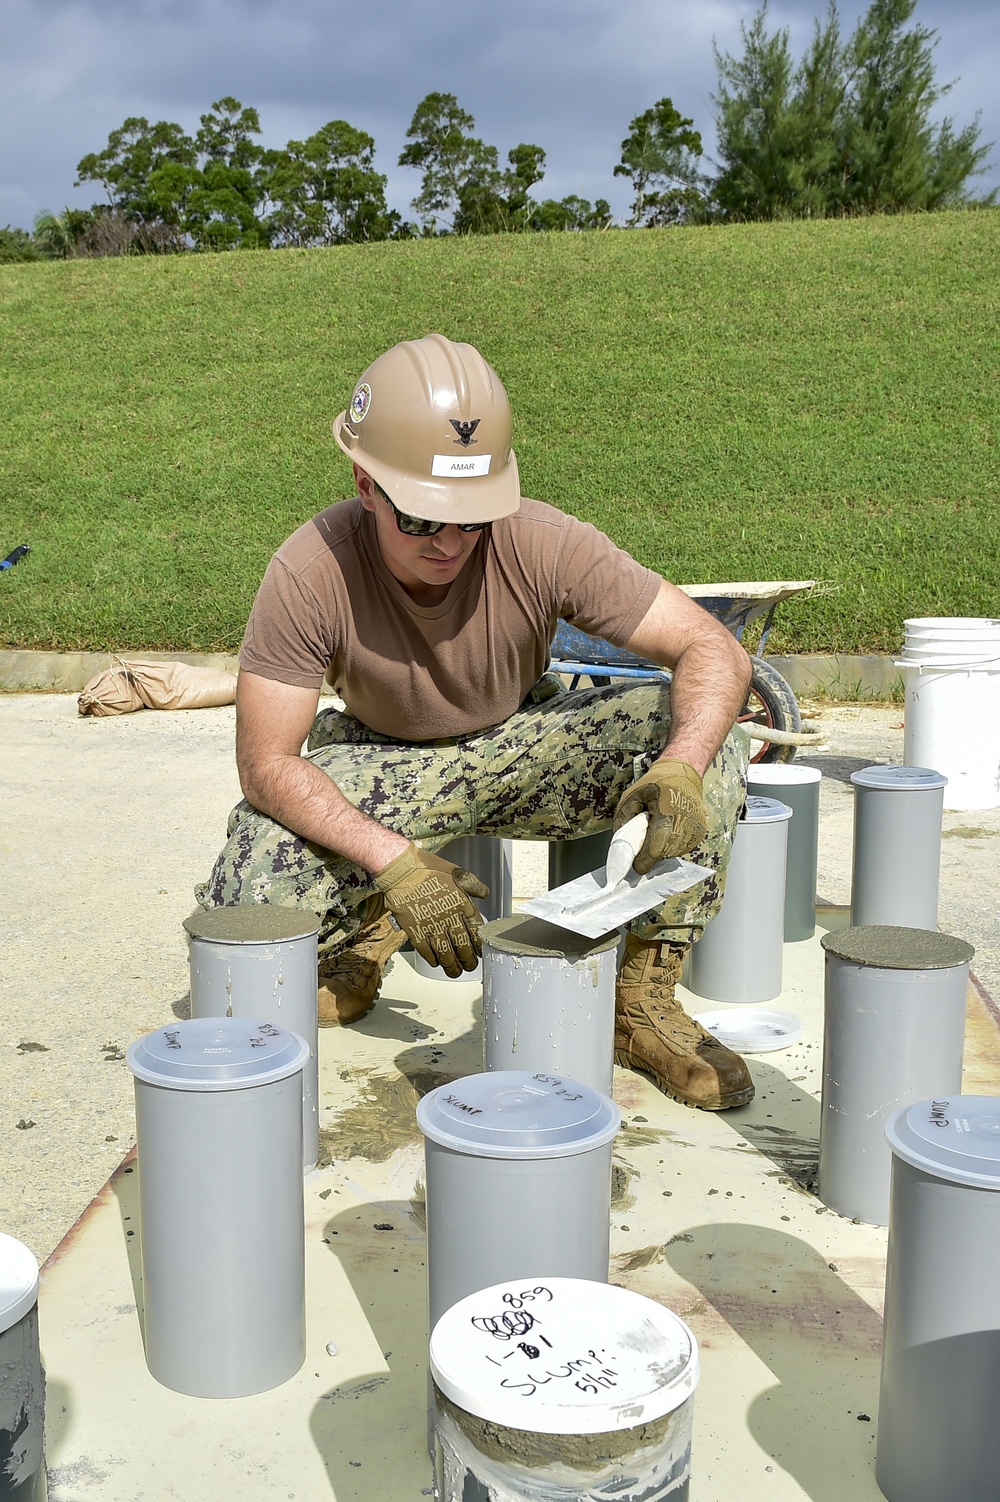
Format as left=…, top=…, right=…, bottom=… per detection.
left=239, top=497, right=661, bottom=741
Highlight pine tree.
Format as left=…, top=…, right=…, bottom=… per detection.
left=709, top=0, right=993, bottom=220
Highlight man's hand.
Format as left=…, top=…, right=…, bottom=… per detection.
left=374, top=844, right=490, bottom=977
left=614, top=760, right=708, bottom=874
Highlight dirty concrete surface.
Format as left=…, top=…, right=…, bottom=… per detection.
left=0, top=693, right=997, bottom=1264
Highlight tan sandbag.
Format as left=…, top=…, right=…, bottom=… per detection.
left=78, top=659, right=145, bottom=716
left=78, top=657, right=237, bottom=716
left=126, top=659, right=237, bottom=711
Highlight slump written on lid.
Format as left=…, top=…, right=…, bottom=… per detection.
left=430, top=1277, right=699, bottom=1435
left=417, top=1071, right=620, bottom=1159
left=850, top=765, right=947, bottom=791
left=0, top=1233, right=39, bottom=1334
left=887, top=1096, right=1000, bottom=1190
left=182, top=906, right=320, bottom=943
left=127, top=1016, right=310, bottom=1092
left=743, top=796, right=792, bottom=823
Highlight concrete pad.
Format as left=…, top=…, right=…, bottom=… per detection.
left=36, top=929, right=999, bottom=1501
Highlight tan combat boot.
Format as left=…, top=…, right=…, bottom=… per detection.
left=614, top=933, right=754, bottom=1109
left=317, top=896, right=406, bottom=1026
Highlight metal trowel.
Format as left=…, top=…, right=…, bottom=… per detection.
left=521, top=813, right=712, bottom=939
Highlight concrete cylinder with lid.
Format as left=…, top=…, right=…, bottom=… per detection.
left=686, top=796, right=792, bottom=1004
left=0, top=1233, right=45, bottom=1501
left=818, top=927, right=972, bottom=1226
left=417, top=1071, right=620, bottom=1332
left=850, top=765, right=946, bottom=930
left=411, top=836, right=513, bottom=982
left=877, top=1096, right=1000, bottom=1502
left=127, top=1016, right=310, bottom=1398
left=747, top=763, right=822, bottom=941
left=431, top=1277, right=699, bottom=1502
left=184, top=906, right=319, bottom=1172
left=481, top=916, right=619, bottom=1096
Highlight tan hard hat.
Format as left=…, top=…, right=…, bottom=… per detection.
left=333, top=333, right=521, bottom=524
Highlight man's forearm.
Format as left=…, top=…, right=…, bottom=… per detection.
left=240, top=752, right=409, bottom=873
left=658, top=633, right=752, bottom=776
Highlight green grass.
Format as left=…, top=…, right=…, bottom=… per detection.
left=1, top=211, right=997, bottom=655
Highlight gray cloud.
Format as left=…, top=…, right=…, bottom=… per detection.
left=1, top=0, right=995, bottom=231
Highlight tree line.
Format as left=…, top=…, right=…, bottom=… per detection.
left=2, top=0, right=993, bottom=263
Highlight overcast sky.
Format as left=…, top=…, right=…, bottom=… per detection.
left=2, top=0, right=997, bottom=232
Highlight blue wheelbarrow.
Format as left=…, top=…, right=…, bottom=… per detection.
left=551, top=580, right=816, bottom=764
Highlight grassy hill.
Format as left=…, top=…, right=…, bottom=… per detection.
left=1, top=210, right=997, bottom=656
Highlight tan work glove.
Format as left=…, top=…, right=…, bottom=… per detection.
left=373, top=843, right=490, bottom=978
left=613, top=759, right=708, bottom=874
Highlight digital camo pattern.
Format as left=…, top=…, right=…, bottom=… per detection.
left=195, top=678, right=750, bottom=956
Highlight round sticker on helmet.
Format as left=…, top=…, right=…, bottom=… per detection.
left=350, top=383, right=372, bottom=423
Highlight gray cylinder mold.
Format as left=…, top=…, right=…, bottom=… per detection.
left=431, top=1277, right=699, bottom=1502
left=877, top=1096, right=1000, bottom=1502
left=481, top=916, right=619, bottom=1096
left=411, top=836, right=513, bottom=982
left=850, top=766, right=946, bottom=930
left=417, top=1071, right=620, bottom=1332
left=548, top=828, right=613, bottom=889
left=127, top=1016, right=310, bottom=1398
left=184, top=906, right=320, bottom=1172
left=686, top=796, right=792, bottom=1004
left=0, top=1233, right=45, bottom=1501
left=818, top=927, right=972, bottom=1226
left=747, top=763, right=822, bottom=941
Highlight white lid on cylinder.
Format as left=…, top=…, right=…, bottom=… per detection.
left=887, top=1096, right=1000, bottom=1190
left=743, top=795, right=792, bottom=823
left=127, top=1016, right=310, bottom=1092
left=417, top=1071, right=620, bottom=1159
left=747, top=764, right=821, bottom=787
left=0, top=1233, right=39, bottom=1333
left=850, top=765, right=946, bottom=791
left=430, top=1277, right=699, bottom=1434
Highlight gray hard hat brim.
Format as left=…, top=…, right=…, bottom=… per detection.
left=333, top=411, right=521, bottom=524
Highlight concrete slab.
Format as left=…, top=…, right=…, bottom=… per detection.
left=2, top=694, right=997, bottom=1266
left=36, top=931, right=999, bottom=1501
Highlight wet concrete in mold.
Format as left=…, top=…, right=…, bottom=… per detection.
left=435, top=1386, right=685, bottom=1471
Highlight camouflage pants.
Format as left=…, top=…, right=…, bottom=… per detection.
left=195, top=678, right=750, bottom=956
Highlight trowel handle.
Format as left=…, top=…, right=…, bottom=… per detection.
left=606, top=813, right=649, bottom=886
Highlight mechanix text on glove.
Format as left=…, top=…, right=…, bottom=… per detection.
left=373, top=843, right=490, bottom=978
left=613, top=759, right=709, bottom=874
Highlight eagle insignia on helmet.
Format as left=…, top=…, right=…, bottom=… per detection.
left=449, top=418, right=481, bottom=447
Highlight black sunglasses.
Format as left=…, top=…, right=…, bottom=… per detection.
left=375, top=482, right=490, bottom=537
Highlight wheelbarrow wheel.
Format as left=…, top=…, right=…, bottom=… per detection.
left=740, top=658, right=801, bottom=765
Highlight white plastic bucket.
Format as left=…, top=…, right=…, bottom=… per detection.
left=895, top=619, right=1000, bottom=811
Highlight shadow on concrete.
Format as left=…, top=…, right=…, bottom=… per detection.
left=798, top=753, right=886, bottom=786
left=665, top=1223, right=883, bottom=1501
left=40, top=1379, right=78, bottom=1500
left=108, top=1154, right=144, bottom=1340
left=722, top=1056, right=822, bottom=1196
left=310, top=1193, right=432, bottom=1501
left=308, top=1010, right=486, bottom=1496
left=169, top=990, right=191, bottom=1021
